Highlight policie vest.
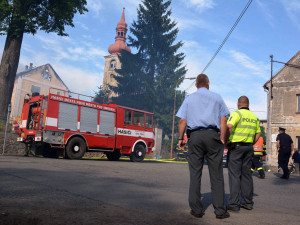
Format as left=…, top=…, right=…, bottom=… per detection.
left=228, top=108, right=260, bottom=143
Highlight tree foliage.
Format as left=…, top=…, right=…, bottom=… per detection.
left=0, top=0, right=87, bottom=37
left=93, top=85, right=111, bottom=104
left=111, top=0, right=186, bottom=136
left=260, top=126, right=266, bottom=144
left=0, top=0, right=87, bottom=119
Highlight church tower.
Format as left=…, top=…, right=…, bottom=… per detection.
left=102, top=8, right=131, bottom=98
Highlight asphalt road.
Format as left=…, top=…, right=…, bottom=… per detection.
left=0, top=156, right=299, bottom=225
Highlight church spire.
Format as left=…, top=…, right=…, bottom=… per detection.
left=108, top=8, right=131, bottom=55
left=119, top=7, right=125, bottom=25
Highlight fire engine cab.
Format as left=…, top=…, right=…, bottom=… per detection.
left=17, top=88, right=155, bottom=162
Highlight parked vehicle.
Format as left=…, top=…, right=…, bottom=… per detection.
left=17, top=88, right=155, bottom=162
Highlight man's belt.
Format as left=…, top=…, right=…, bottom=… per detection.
left=233, top=142, right=253, bottom=147
left=187, top=126, right=219, bottom=138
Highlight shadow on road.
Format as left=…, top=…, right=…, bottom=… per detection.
left=0, top=166, right=182, bottom=213
left=271, top=172, right=300, bottom=185
left=201, top=193, right=231, bottom=212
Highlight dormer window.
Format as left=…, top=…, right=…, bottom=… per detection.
left=41, top=68, right=51, bottom=81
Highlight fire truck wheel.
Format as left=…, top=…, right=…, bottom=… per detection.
left=66, top=137, right=86, bottom=159
left=130, top=144, right=146, bottom=162
left=105, top=150, right=121, bottom=161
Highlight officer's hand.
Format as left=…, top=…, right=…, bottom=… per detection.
left=225, top=141, right=231, bottom=149
left=220, top=138, right=225, bottom=145
left=178, top=140, right=185, bottom=150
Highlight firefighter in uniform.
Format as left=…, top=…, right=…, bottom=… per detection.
left=24, top=137, right=33, bottom=157
left=226, top=96, right=261, bottom=212
left=251, top=136, right=265, bottom=179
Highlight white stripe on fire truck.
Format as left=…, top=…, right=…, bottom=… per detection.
left=45, top=117, right=58, bottom=127
left=97, top=125, right=100, bottom=133
left=117, top=128, right=154, bottom=139
left=77, top=122, right=80, bottom=130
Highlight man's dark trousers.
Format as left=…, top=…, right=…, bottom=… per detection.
left=228, top=144, right=254, bottom=209
left=278, top=148, right=291, bottom=177
left=187, top=130, right=226, bottom=216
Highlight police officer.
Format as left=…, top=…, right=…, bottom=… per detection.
left=176, top=74, right=230, bottom=219
left=251, top=136, right=265, bottom=179
left=226, top=96, right=261, bottom=212
left=277, top=127, right=293, bottom=179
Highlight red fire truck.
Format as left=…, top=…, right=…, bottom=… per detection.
left=17, top=88, right=155, bottom=162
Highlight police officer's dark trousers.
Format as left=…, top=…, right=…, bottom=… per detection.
left=187, top=130, right=226, bottom=216
left=228, top=144, right=253, bottom=209
left=278, top=147, right=291, bottom=177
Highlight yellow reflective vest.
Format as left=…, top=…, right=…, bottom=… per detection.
left=227, top=108, right=261, bottom=143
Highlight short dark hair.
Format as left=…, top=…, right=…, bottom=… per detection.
left=196, top=74, right=209, bottom=88
left=238, top=96, right=249, bottom=105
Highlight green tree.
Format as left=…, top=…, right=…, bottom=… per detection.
left=260, top=126, right=266, bottom=143
left=112, top=0, right=186, bottom=136
left=112, top=50, right=150, bottom=110
left=0, top=0, right=87, bottom=119
left=93, top=85, right=111, bottom=104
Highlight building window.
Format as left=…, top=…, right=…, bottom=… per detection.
left=31, top=85, right=40, bottom=94
left=124, top=110, right=132, bottom=125
left=292, top=136, right=300, bottom=152
left=110, top=60, right=116, bottom=70
left=121, top=32, right=123, bottom=36
left=297, top=95, right=300, bottom=112
left=57, top=91, right=60, bottom=95
left=41, top=68, right=51, bottom=81
left=133, top=111, right=144, bottom=127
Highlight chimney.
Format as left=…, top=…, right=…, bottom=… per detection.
left=29, top=63, right=33, bottom=69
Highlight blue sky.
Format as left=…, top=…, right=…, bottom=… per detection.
left=1, top=0, right=300, bottom=120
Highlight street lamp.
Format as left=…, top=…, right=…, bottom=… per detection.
left=170, top=77, right=196, bottom=159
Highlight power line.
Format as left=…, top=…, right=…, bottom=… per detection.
left=272, top=60, right=300, bottom=69
left=185, top=0, right=253, bottom=92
